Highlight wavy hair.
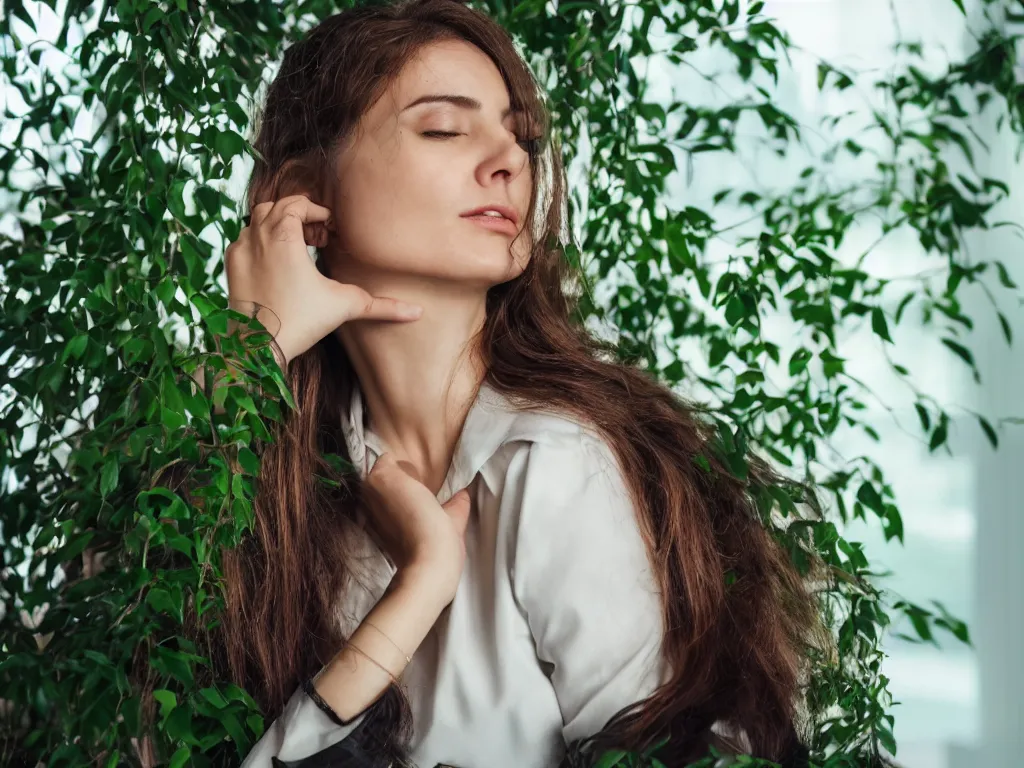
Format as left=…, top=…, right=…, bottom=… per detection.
left=169, top=1, right=833, bottom=764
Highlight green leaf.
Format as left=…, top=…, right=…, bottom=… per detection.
left=165, top=704, right=198, bottom=745
left=995, top=261, right=1018, bottom=289
left=153, top=647, right=197, bottom=688
left=856, top=482, right=884, bottom=515
left=141, top=6, right=164, bottom=32
left=871, top=308, right=892, bottom=342
left=882, top=506, right=904, bottom=543
left=220, top=712, right=249, bottom=755
left=153, top=689, right=177, bottom=719
left=593, top=749, right=629, bottom=768
left=168, top=179, right=187, bottom=223
left=62, top=334, right=89, bottom=362
left=788, top=348, right=812, bottom=376
left=162, top=408, right=187, bottom=432
left=232, top=390, right=258, bottom=415
left=877, top=720, right=898, bottom=756
left=168, top=747, right=190, bottom=768
left=237, top=446, right=261, bottom=475
left=941, top=338, right=974, bottom=367
left=198, top=686, right=228, bottom=710
left=998, top=311, right=1013, bottom=344
left=214, top=129, right=247, bottom=163
left=929, top=417, right=949, bottom=452
left=82, top=649, right=114, bottom=667
left=725, top=294, right=746, bottom=326
left=147, top=586, right=184, bottom=624
left=931, top=600, right=972, bottom=645
left=101, top=455, right=120, bottom=496
left=978, top=416, right=998, bottom=448
left=914, top=403, right=930, bottom=432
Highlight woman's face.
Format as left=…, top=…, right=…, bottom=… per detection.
left=326, top=38, right=535, bottom=288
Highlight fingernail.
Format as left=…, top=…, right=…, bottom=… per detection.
left=402, top=305, right=423, bottom=318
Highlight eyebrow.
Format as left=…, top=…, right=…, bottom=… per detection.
left=401, top=93, right=518, bottom=119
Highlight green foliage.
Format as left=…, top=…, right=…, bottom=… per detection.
left=1, top=0, right=1021, bottom=766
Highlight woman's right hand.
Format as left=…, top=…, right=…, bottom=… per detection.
left=362, top=453, right=473, bottom=606
left=224, top=194, right=424, bottom=367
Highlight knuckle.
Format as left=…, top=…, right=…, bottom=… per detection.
left=250, top=201, right=274, bottom=221
left=225, top=241, right=249, bottom=263
left=276, top=196, right=308, bottom=216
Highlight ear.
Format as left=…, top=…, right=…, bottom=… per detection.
left=271, top=156, right=335, bottom=247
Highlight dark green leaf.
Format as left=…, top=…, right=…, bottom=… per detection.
left=101, top=455, right=119, bottom=496
left=978, top=416, right=998, bottom=448
left=871, top=308, right=892, bottom=342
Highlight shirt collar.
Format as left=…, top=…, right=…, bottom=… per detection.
left=339, top=378, right=521, bottom=505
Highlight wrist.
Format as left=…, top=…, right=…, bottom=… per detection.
left=391, top=562, right=457, bottom=609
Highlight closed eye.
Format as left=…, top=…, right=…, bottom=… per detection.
left=422, top=130, right=541, bottom=159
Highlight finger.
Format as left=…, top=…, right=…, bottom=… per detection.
left=441, top=489, right=471, bottom=512
left=442, top=489, right=472, bottom=536
left=339, top=287, right=423, bottom=323
left=369, top=452, right=396, bottom=477
left=264, top=195, right=333, bottom=232
left=248, top=201, right=275, bottom=228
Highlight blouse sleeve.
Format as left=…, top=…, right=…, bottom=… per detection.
left=511, top=432, right=668, bottom=747
left=240, top=682, right=372, bottom=767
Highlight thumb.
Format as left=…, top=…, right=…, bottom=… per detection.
left=441, top=488, right=472, bottom=536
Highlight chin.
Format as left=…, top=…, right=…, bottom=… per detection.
left=417, top=245, right=524, bottom=284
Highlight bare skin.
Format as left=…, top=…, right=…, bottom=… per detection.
left=224, top=38, right=535, bottom=725
left=324, top=38, right=534, bottom=496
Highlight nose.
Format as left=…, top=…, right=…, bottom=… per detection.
left=477, top=128, right=530, bottom=185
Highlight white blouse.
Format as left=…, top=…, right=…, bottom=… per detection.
left=240, top=379, right=669, bottom=768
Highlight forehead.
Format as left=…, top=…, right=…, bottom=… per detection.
left=375, top=39, right=515, bottom=124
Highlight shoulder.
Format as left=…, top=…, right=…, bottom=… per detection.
left=487, top=408, right=638, bottom=549
left=495, top=409, right=661, bottom=660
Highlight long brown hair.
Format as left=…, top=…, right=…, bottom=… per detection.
left=197, top=0, right=831, bottom=764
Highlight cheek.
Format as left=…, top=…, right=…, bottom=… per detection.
left=334, top=163, right=445, bottom=258
left=332, top=146, right=536, bottom=279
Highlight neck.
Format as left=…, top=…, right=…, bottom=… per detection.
left=331, top=272, right=489, bottom=497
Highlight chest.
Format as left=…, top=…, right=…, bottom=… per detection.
left=400, top=502, right=566, bottom=767
left=337, top=465, right=569, bottom=767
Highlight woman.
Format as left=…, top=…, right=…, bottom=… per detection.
left=208, top=1, right=828, bottom=766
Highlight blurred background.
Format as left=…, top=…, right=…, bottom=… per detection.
left=646, top=1, right=1023, bottom=765
left=736, top=3, right=1023, bottom=766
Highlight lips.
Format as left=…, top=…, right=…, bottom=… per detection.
left=462, top=213, right=518, bottom=236
left=459, top=205, right=520, bottom=227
